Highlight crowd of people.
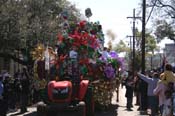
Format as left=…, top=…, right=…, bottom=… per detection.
left=0, top=62, right=175, bottom=116
left=0, top=67, right=42, bottom=116
left=122, top=63, right=175, bottom=116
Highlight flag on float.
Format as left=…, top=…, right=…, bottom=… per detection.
left=45, top=46, right=50, bottom=70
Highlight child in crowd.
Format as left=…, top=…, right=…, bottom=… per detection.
left=160, top=63, right=175, bottom=85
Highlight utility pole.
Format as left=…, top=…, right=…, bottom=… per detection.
left=142, top=0, right=146, bottom=74
left=126, top=35, right=140, bottom=72
left=140, top=0, right=147, bottom=113
left=126, top=35, right=132, bottom=51
left=126, top=35, right=140, bottom=50
left=127, top=9, right=141, bottom=78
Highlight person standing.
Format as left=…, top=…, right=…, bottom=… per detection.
left=20, top=67, right=30, bottom=113
left=0, top=75, right=3, bottom=99
left=133, top=75, right=140, bottom=106
left=0, top=75, right=6, bottom=116
left=3, top=75, right=11, bottom=113
left=139, top=74, right=148, bottom=114
left=121, top=75, right=127, bottom=89
left=125, top=72, right=134, bottom=111
left=154, top=63, right=175, bottom=115
left=8, top=76, right=16, bottom=111
left=162, top=90, right=172, bottom=116
left=14, top=71, right=21, bottom=108
left=137, top=72, right=160, bottom=116
left=154, top=80, right=168, bottom=115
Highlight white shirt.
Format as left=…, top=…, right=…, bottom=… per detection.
left=69, top=50, right=78, bottom=59
left=102, top=51, right=110, bottom=60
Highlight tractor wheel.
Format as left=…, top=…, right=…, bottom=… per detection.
left=37, top=102, right=47, bottom=116
left=46, top=105, right=58, bottom=116
left=84, top=87, right=95, bottom=116
left=77, top=101, right=86, bottom=116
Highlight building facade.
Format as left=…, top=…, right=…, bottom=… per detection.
left=164, top=43, right=175, bottom=66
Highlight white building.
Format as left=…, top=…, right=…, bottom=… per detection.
left=164, top=43, right=175, bottom=66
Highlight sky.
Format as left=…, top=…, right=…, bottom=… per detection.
left=68, top=0, right=142, bottom=46
left=68, top=0, right=174, bottom=48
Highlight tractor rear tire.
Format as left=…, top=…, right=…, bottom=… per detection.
left=77, top=101, right=86, bottom=116
left=37, top=102, right=47, bottom=116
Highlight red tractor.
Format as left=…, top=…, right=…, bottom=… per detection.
left=37, top=77, right=94, bottom=116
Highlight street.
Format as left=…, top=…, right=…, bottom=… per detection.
left=7, top=86, right=149, bottom=116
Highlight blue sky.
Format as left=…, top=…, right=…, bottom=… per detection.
left=69, top=0, right=142, bottom=47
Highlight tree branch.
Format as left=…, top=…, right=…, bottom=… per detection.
left=157, top=0, right=175, bottom=11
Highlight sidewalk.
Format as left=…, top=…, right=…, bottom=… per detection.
left=114, top=86, right=149, bottom=116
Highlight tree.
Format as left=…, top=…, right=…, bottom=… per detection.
left=154, top=20, right=175, bottom=42
left=0, top=0, right=81, bottom=66
left=113, top=40, right=132, bottom=70
left=148, top=0, right=175, bottom=18
left=137, top=29, right=158, bottom=69
left=114, top=40, right=130, bottom=53
left=146, top=0, right=175, bottom=42
left=112, top=29, right=157, bottom=70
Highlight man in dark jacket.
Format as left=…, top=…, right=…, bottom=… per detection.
left=125, top=72, right=135, bottom=111
left=20, top=67, right=30, bottom=113
left=14, top=71, right=21, bottom=108
left=0, top=75, right=7, bottom=116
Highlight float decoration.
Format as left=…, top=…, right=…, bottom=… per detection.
left=31, top=13, right=125, bottom=108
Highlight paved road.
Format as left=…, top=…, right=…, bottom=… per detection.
left=114, top=87, right=149, bottom=116
left=7, top=86, right=149, bottom=116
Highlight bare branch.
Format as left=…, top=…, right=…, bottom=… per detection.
left=157, top=0, right=175, bottom=11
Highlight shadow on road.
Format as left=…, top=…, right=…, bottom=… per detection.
left=9, top=104, right=119, bottom=116
left=95, top=104, right=119, bottom=116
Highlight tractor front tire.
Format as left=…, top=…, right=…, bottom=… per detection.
left=37, top=102, right=47, bottom=116
left=77, top=101, right=86, bottom=116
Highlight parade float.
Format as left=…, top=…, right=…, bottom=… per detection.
left=31, top=10, right=124, bottom=115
